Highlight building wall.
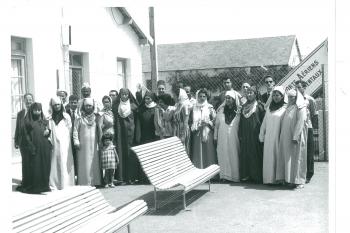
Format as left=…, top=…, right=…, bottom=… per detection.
left=65, top=7, right=145, bottom=100
left=10, top=7, right=63, bottom=112
left=10, top=7, right=149, bottom=156
left=10, top=7, right=146, bottom=113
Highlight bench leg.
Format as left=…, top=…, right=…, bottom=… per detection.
left=154, top=187, right=157, bottom=210
left=208, top=179, right=211, bottom=192
left=183, top=191, right=191, bottom=211
left=127, top=224, right=131, bottom=233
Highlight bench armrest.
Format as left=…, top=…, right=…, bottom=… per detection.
left=73, top=200, right=148, bottom=233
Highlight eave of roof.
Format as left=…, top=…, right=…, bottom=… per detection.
left=117, top=7, right=153, bottom=45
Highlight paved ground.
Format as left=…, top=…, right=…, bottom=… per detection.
left=12, top=162, right=328, bottom=233
left=101, top=162, right=328, bottom=233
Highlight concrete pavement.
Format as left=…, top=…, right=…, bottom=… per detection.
left=12, top=161, right=328, bottom=233
left=101, top=162, right=328, bottom=233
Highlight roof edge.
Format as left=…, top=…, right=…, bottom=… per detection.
left=116, top=7, right=153, bottom=45
left=156, top=35, right=296, bottom=46
left=143, top=64, right=288, bottom=73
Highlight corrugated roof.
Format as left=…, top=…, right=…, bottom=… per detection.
left=142, top=35, right=297, bottom=72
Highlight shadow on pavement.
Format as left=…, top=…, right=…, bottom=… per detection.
left=228, top=181, right=294, bottom=191
left=114, top=189, right=208, bottom=216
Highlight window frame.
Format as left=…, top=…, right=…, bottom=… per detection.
left=11, top=37, right=28, bottom=118
left=117, top=57, right=127, bottom=88
left=69, top=52, right=84, bottom=98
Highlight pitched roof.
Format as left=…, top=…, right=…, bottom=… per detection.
left=142, top=35, right=297, bottom=72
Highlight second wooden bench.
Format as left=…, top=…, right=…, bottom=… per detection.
left=131, top=136, right=220, bottom=210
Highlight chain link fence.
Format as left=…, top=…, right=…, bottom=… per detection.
left=146, top=64, right=327, bottom=161
left=162, top=65, right=292, bottom=99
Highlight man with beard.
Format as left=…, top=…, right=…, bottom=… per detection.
left=215, top=77, right=241, bottom=110
left=77, top=83, right=100, bottom=116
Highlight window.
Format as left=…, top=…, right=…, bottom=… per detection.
left=11, top=37, right=27, bottom=118
left=117, top=58, right=127, bottom=88
left=69, top=52, right=84, bottom=98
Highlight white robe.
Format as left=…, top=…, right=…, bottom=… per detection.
left=73, top=116, right=102, bottom=186
left=214, top=109, right=240, bottom=182
left=259, top=106, right=286, bottom=184
left=48, top=113, right=75, bottom=190
left=278, top=105, right=308, bottom=184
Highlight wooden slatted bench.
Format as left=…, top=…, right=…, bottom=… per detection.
left=131, top=136, right=220, bottom=210
left=12, top=187, right=147, bottom=233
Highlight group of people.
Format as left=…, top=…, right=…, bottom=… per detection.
left=14, top=75, right=317, bottom=194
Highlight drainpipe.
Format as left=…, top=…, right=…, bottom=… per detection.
left=149, top=7, right=158, bottom=92
left=61, top=7, right=70, bottom=94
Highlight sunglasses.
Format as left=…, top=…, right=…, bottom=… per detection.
left=265, top=81, right=274, bottom=84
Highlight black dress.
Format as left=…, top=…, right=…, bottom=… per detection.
left=113, top=103, right=141, bottom=183
left=139, top=106, right=159, bottom=144
left=238, top=103, right=265, bottom=183
left=138, top=106, right=159, bottom=183
left=24, top=119, right=52, bottom=193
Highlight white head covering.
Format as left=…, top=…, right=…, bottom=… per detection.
left=83, top=97, right=94, bottom=106
left=225, top=90, right=241, bottom=106
left=141, top=85, right=149, bottom=99
left=225, top=90, right=237, bottom=99
left=287, top=89, right=306, bottom=109
left=51, top=96, right=62, bottom=105
left=264, top=86, right=287, bottom=110
left=82, top=82, right=91, bottom=89
left=273, top=86, right=286, bottom=96
left=295, top=89, right=306, bottom=108
left=216, top=90, right=241, bottom=113
left=195, top=89, right=208, bottom=107
left=178, top=88, right=188, bottom=102
left=56, top=89, right=67, bottom=95
left=178, top=88, right=191, bottom=106
left=287, top=89, right=297, bottom=97
left=47, top=96, right=63, bottom=116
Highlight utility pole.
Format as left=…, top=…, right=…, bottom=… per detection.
left=149, top=7, right=158, bottom=92
left=321, top=64, right=328, bottom=161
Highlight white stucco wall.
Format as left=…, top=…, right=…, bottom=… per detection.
left=10, top=7, right=63, bottom=112
left=65, top=7, right=145, bottom=100
left=10, top=7, right=148, bottom=113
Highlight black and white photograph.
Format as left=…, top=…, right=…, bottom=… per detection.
left=1, top=0, right=348, bottom=232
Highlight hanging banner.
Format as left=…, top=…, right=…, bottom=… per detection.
left=278, top=39, right=328, bottom=95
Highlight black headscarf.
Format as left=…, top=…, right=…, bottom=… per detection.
left=157, top=93, right=173, bottom=110
left=28, top=102, right=44, bottom=122
left=138, top=91, right=157, bottom=112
